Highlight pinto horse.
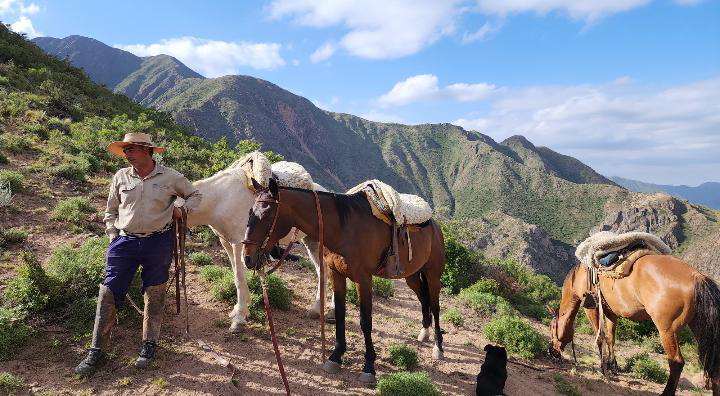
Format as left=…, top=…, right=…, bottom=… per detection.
left=549, top=258, right=720, bottom=396
left=242, top=178, right=446, bottom=383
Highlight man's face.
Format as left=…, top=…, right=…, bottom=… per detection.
left=122, top=144, right=152, bottom=167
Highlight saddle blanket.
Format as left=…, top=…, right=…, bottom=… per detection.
left=576, top=231, right=671, bottom=270
left=347, top=179, right=432, bottom=225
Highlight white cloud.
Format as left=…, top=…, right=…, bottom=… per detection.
left=310, top=42, right=336, bottom=63
left=462, top=21, right=502, bottom=43
left=20, top=2, right=38, bottom=14
left=475, top=0, right=652, bottom=22
left=115, top=37, right=285, bottom=77
left=10, top=15, right=41, bottom=38
left=360, top=110, right=405, bottom=123
left=0, top=0, right=17, bottom=15
left=269, top=0, right=460, bottom=59
left=672, top=0, right=704, bottom=4
left=378, top=74, right=496, bottom=107
left=453, top=78, right=720, bottom=185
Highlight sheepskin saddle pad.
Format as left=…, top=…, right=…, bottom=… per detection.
left=346, top=179, right=432, bottom=225
left=234, top=152, right=315, bottom=191
left=576, top=231, right=672, bottom=279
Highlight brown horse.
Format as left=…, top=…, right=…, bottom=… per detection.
left=549, top=257, right=720, bottom=396
left=242, top=178, right=446, bottom=383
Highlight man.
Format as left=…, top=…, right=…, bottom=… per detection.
left=74, top=132, right=201, bottom=376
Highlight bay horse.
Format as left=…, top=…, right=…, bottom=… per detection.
left=549, top=257, right=720, bottom=396
left=185, top=154, right=332, bottom=333
left=242, top=177, right=446, bottom=383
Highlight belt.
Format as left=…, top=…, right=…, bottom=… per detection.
left=120, top=222, right=173, bottom=238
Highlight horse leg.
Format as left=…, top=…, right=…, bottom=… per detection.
left=323, top=270, right=346, bottom=375
left=584, top=307, right=608, bottom=375
left=604, top=313, right=619, bottom=374
left=657, top=327, right=685, bottom=396
left=219, top=238, right=249, bottom=333
left=424, top=268, right=444, bottom=360
left=302, top=237, right=335, bottom=321
left=404, top=272, right=432, bottom=342
left=357, top=277, right=377, bottom=383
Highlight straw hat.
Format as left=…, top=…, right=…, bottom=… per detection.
left=107, top=133, right=165, bottom=157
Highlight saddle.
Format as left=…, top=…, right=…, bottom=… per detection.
left=347, top=180, right=432, bottom=278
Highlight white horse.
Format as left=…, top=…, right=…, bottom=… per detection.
left=183, top=153, right=333, bottom=332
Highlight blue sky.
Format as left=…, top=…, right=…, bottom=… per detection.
left=3, top=0, right=719, bottom=185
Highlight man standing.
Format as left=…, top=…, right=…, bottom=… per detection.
left=74, top=132, right=202, bottom=375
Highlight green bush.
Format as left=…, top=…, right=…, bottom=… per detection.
left=553, top=374, right=581, bottom=396
left=50, top=155, right=92, bottom=181
left=193, top=225, right=218, bottom=245
left=0, top=307, right=32, bottom=361
left=189, top=251, right=213, bottom=266
left=376, top=372, right=440, bottom=396
left=51, top=197, right=95, bottom=225
left=347, top=281, right=359, bottom=306
left=199, top=265, right=230, bottom=283
left=22, top=122, right=47, bottom=139
left=210, top=272, right=236, bottom=303
left=0, top=227, right=27, bottom=247
left=0, top=170, right=23, bottom=193
left=388, top=343, right=418, bottom=370
left=442, top=307, right=464, bottom=327
left=46, top=237, right=108, bottom=303
left=624, top=352, right=668, bottom=383
left=0, top=153, right=7, bottom=165
left=63, top=296, right=97, bottom=335
left=0, top=133, right=31, bottom=153
left=494, top=259, right=560, bottom=320
left=459, top=288, right=514, bottom=316
left=0, top=371, right=24, bottom=393
left=441, top=235, right=483, bottom=294
left=574, top=311, right=594, bottom=335
left=465, top=278, right=500, bottom=295
left=616, top=318, right=657, bottom=342
left=2, top=252, right=53, bottom=313
left=484, top=316, right=547, bottom=360
left=247, top=272, right=292, bottom=310
left=373, top=277, right=394, bottom=298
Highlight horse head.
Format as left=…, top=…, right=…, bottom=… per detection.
left=547, top=304, right=565, bottom=358
left=242, top=177, right=288, bottom=270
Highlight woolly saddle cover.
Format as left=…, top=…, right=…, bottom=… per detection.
left=576, top=231, right=671, bottom=270
left=347, top=179, right=432, bottom=225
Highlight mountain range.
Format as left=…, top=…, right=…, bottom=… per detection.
left=610, top=176, right=720, bottom=210
left=31, top=35, right=720, bottom=282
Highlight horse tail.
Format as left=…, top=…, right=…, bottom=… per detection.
left=691, top=275, right=720, bottom=382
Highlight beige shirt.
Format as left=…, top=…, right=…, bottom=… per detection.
left=104, top=162, right=201, bottom=236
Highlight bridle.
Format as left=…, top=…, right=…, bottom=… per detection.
left=241, top=192, right=281, bottom=256
left=550, top=307, right=577, bottom=363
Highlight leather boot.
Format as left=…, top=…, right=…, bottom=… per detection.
left=135, top=283, right=166, bottom=368
left=74, top=285, right=116, bottom=376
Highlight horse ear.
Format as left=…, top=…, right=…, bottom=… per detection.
left=269, top=177, right=279, bottom=196
left=250, top=177, right=263, bottom=192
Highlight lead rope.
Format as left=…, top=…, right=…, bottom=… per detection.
left=260, top=269, right=291, bottom=396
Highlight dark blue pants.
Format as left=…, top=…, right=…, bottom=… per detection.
left=103, top=228, right=175, bottom=307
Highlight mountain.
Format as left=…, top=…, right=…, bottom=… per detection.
left=610, top=176, right=720, bottom=210
left=31, top=34, right=720, bottom=282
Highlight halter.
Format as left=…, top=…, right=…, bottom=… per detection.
left=241, top=195, right=281, bottom=253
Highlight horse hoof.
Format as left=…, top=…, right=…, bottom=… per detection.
left=322, top=360, right=341, bottom=374
left=358, top=372, right=376, bottom=384
left=229, top=319, right=246, bottom=334
left=417, top=327, right=430, bottom=343
left=432, top=345, right=444, bottom=360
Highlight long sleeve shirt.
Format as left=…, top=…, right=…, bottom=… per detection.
left=103, top=162, right=201, bottom=237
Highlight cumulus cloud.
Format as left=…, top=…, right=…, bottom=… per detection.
left=19, top=2, right=38, bottom=14
left=378, top=74, right=495, bottom=107
left=10, top=15, right=41, bottom=38
left=115, top=37, right=285, bottom=77
left=269, top=0, right=460, bottom=59
left=453, top=77, right=720, bottom=185
left=310, top=42, right=336, bottom=63
left=2, top=0, right=42, bottom=38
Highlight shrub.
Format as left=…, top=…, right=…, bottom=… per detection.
left=22, top=122, right=47, bottom=139
left=484, top=316, right=547, bottom=360
left=442, top=307, right=464, bottom=328
left=574, top=311, right=594, bottom=335
left=441, top=235, right=483, bottom=294
left=0, top=307, right=32, bottom=361
left=199, top=265, right=230, bottom=283
left=189, top=251, right=213, bottom=266
left=376, top=372, right=440, bottom=396
left=0, top=134, right=31, bottom=153
left=466, top=278, right=500, bottom=295
left=50, top=155, right=91, bottom=181
left=0, top=227, right=27, bottom=247
left=624, top=352, right=668, bottom=383
left=0, top=371, right=24, bottom=393
left=51, top=197, right=95, bottom=225
left=63, top=296, right=97, bottom=335
left=0, top=170, right=23, bottom=193
left=247, top=272, right=292, bottom=310
left=2, top=252, right=53, bottom=313
left=459, top=288, right=514, bottom=316
left=210, top=272, right=236, bottom=303
left=553, top=374, right=581, bottom=396
left=347, top=281, right=359, bottom=306
left=388, top=343, right=419, bottom=370
left=0, top=153, right=7, bottom=164
left=46, top=237, right=108, bottom=303
left=616, top=318, right=657, bottom=342
left=373, top=277, right=394, bottom=298
left=193, top=225, right=218, bottom=245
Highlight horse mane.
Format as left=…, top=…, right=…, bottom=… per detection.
left=278, top=186, right=367, bottom=226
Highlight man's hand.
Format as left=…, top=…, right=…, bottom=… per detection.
left=173, top=207, right=184, bottom=221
